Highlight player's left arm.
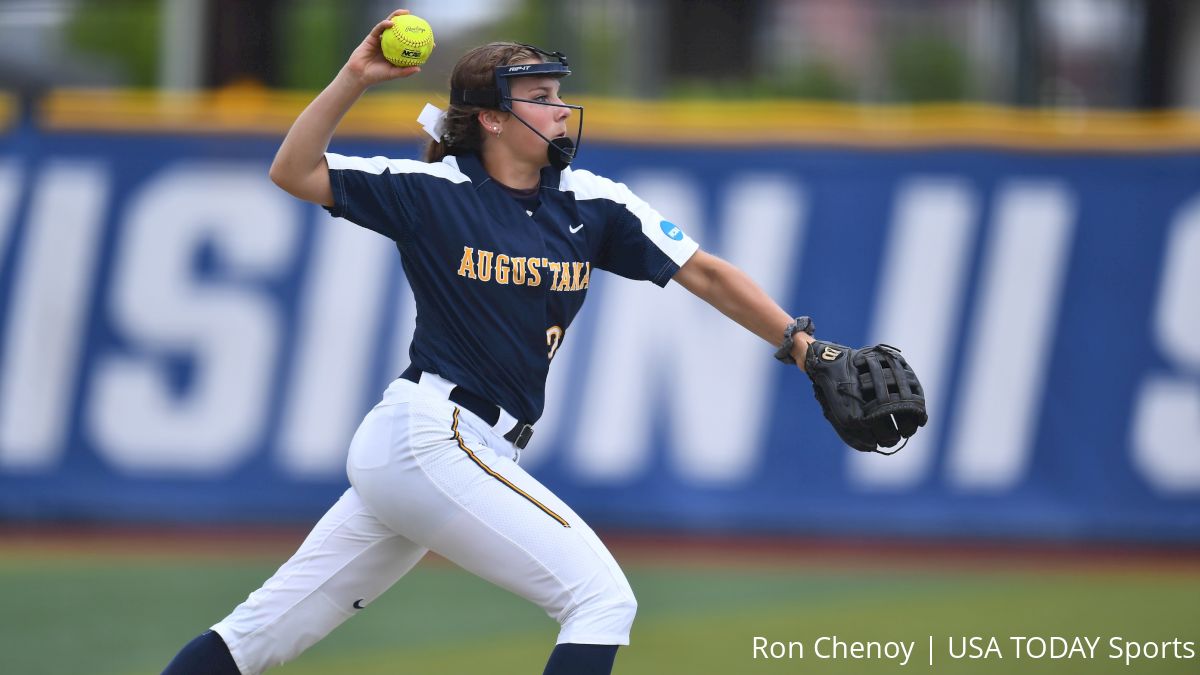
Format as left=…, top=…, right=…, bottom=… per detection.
left=673, top=249, right=813, bottom=370
left=676, top=249, right=928, bottom=454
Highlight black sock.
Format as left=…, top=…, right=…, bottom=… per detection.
left=161, top=630, right=241, bottom=675
left=542, top=643, right=619, bottom=675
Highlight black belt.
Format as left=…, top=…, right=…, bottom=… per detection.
left=400, top=366, right=534, bottom=449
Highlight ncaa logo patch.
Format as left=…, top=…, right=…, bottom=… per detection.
left=660, top=220, right=684, bottom=241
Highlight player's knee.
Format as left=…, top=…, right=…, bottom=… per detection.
left=603, top=591, right=637, bottom=630
left=610, top=593, right=638, bottom=633
left=560, top=588, right=637, bottom=643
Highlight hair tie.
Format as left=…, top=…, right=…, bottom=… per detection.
left=417, top=103, right=446, bottom=142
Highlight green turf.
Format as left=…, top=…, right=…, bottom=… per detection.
left=0, top=552, right=1196, bottom=674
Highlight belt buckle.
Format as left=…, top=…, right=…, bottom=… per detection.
left=513, top=424, right=534, bottom=450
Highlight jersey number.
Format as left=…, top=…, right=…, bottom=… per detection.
left=546, top=326, right=564, bottom=361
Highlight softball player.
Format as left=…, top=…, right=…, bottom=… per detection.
left=162, top=10, right=813, bottom=675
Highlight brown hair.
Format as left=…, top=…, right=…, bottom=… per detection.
left=423, top=42, right=543, bottom=163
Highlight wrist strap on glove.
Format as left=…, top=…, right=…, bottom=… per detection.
left=774, top=316, right=815, bottom=365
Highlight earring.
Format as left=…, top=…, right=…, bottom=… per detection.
left=493, top=127, right=501, bottom=137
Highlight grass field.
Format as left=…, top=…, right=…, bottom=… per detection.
left=0, top=531, right=1196, bottom=674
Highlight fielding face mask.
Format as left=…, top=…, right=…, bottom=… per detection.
left=451, top=44, right=584, bottom=170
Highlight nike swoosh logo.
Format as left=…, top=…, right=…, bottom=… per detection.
left=353, top=599, right=366, bottom=609
left=569, top=223, right=584, bottom=233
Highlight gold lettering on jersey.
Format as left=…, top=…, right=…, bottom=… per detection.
left=570, top=262, right=586, bottom=291
left=457, top=246, right=477, bottom=279
left=495, top=254, right=510, bottom=284
left=555, top=264, right=573, bottom=292
left=477, top=250, right=494, bottom=282
left=455, top=247, right=587, bottom=291
left=526, top=257, right=542, bottom=287
left=510, top=256, right=527, bottom=285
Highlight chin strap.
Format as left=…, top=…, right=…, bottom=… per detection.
left=548, top=136, right=576, bottom=169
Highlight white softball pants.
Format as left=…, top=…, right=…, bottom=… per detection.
left=211, top=376, right=636, bottom=675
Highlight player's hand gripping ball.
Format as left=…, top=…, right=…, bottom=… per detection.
left=381, top=15, right=435, bottom=67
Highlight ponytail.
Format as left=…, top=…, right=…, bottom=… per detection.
left=423, top=139, right=447, bottom=163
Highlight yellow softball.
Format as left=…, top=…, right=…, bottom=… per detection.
left=381, top=15, right=435, bottom=67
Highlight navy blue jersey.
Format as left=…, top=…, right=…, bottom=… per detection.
left=324, top=151, right=699, bottom=423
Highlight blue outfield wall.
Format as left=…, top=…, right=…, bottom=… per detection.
left=0, top=124, right=1198, bottom=542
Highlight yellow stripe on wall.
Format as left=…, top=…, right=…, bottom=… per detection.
left=35, top=87, right=1200, bottom=151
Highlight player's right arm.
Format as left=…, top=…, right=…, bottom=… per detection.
left=269, top=9, right=420, bottom=206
